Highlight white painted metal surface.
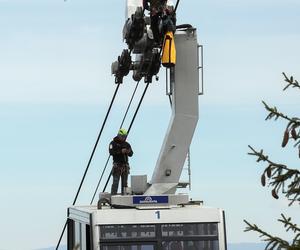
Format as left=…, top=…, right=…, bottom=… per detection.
left=93, top=206, right=221, bottom=225
left=218, top=209, right=226, bottom=250
left=67, top=5, right=227, bottom=250
left=110, top=194, right=189, bottom=207
left=146, top=29, right=199, bottom=195
left=68, top=204, right=226, bottom=250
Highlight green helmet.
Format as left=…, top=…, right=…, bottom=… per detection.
left=118, top=128, right=128, bottom=136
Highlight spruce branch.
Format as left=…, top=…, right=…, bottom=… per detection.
left=244, top=220, right=290, bottom=250
left=277, top=214, right=300, bottom=248
left=245, top=73, right=300, bottom=250
left=245, top=219, right=300, bottom=250
left=278, top=214, right=300, bottom=233
left=262, top=101, right=300, bottom=126
left=283, top=73, right=300, bottom=91
left=262, top=101, right=300, bottom=152
left=248, top=146, right=300, bottom=205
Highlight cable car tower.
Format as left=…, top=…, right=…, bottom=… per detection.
left=60, top=1, right=227, bottom=250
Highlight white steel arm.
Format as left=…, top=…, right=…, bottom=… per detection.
left=145, top=29, right=199, bottom=195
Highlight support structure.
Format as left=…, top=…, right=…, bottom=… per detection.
left=65, top=2, right=228, bottom=250
left=145, top=28, right=199, bottom=195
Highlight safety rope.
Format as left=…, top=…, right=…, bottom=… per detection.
left=102, top=82, right=150, bottom=193
left=90, top=80, right=141, bottom=204
left=55, top=83, right=121, bottom=250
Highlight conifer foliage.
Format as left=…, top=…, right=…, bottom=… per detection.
left=244, top=73, right=300, bottom=250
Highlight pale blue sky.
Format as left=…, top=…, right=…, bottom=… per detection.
left=0, top=0, right=299, bottom=249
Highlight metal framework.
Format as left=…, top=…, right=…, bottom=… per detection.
left=62, top=2, right=227, bottom=250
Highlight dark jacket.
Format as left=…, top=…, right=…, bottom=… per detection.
left=109, top=137, right=133, bottom=164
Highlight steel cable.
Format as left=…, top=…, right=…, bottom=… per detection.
left=56, top=1, right=184, bottom=246
left=102, top=82, right=150, bottom=193
left=175, top=0, right=181, bottom=12
left=55, top=83, right=121, bottom=250
left=90, top=80, right=141, bottom=204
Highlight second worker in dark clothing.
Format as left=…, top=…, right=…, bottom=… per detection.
left=109, top=128, right=133, bottom=195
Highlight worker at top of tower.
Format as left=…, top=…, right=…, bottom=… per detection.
left=143, top=0, right=168, bottom=13
left=143, top=0, right=176, bottom=43
left=109, top=128, right=133, bottom=195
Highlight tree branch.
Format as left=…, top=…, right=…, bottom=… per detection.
left=262, top=101, right=300, bottom=152
left=283, top=72, right=300, bottom=91
left=244, top=220, right=290, bottom=250
left=248, top=146, right=300, bottom=205
left=245, top=73, right=300, bottom=250
left=262, top=101, right=300, bottom=125
left=278, top=214, right=300, bottom=234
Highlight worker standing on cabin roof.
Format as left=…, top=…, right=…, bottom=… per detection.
left=109, top=128, right=133, bottom=195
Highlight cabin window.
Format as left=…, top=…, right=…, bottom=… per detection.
left=68, top=220, right=91, bottom=250
left=81, top=223, right=87, bottom=250
left=161, top=240, right=219, bottom=250
left=101, top=244, right=155, bottom=250
left=99, top=223, right=219, bottom=250
left=161, top=223, right=218, bottom=237
left=100, top=224, right=156, bottom=239
left=86, top=225, right=91, bottom=249
left=74, top=221, right=81, bottom=248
